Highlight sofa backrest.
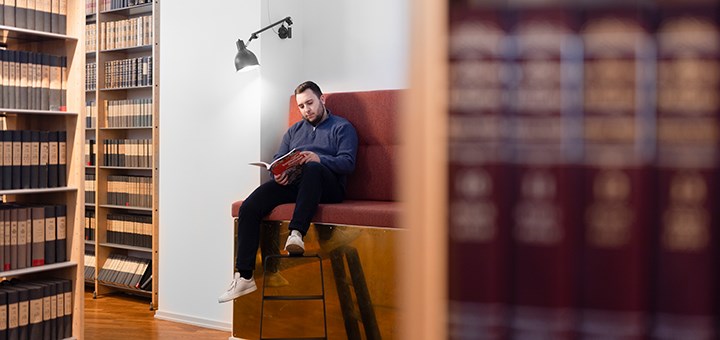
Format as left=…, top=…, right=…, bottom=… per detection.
left=289, top=90, right=401, bottom=202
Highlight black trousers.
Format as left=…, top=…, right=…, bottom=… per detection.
left=235, top=162, right=345, bottom=272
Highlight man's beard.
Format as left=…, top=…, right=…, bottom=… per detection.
left=305, top=105, right=326, bottom=126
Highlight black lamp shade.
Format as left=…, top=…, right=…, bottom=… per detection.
left=235, top=39, right=259, bottom=72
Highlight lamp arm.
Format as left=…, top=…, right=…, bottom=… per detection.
left=246, top=16, right=292, bottom=45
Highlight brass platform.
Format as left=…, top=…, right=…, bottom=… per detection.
left=233, top=222, right=402, bottom=339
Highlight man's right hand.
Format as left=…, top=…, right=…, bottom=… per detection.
left=274, top=171, right=290, bottom=185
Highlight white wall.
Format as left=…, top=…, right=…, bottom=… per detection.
left=157, top=1, right=262, bottom=330
left=158, top=0, right=408, bottom=331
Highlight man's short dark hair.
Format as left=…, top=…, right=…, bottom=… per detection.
left=295, top=81, right=323, bottom=98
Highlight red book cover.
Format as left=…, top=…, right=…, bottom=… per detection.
left=447, top=5, right=512, bottom=339
left=653, top=5, right=719, bottom=339
left=509, top=9, right=582, bottom=339
left=579, top=10, right=654, bottom=339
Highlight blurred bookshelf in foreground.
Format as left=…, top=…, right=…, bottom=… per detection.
left=447, top=0, right=719, bottom=339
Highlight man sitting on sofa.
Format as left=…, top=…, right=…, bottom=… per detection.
left=219, top=81, right=359, bottom=303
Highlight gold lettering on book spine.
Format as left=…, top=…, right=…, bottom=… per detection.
left=450, top=170, right=496, bottom=242
left=585, top=170, right=633, bottom=247
left=514, top=171, right=562, bottom=245
left=662, top=172, right=709, bottom=252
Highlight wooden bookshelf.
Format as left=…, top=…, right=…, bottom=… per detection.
left=84, top=0, right=159, bottom=310
left=0, top=0, right=87, bottom=338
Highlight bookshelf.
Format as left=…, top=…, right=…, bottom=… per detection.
left=84, top=0, right=158, bottom=310
left=0, top=0, right=87, bottom=338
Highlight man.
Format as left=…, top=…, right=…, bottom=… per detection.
left=219, top=81, right=358, bottom=303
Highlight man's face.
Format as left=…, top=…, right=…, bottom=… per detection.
left=296, top=89, right=326, bottom=125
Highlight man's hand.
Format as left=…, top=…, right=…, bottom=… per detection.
left=301, top=151, right=320, bottom=163
left=274, top=171, right=290, bottom=185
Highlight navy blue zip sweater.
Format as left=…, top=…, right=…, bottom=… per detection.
left=274, top=111, right=359, bottom=188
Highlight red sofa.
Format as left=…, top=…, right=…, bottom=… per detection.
left=231, top=89, right=402, bottom=228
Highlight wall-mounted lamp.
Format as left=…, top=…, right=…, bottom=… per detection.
left=235, top=16, right=293, bottom=72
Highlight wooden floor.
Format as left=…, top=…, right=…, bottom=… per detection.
left=84, top=289, right=230, bottom=340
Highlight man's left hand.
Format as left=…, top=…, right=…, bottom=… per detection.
left=301, top=151, right=321, bottom=163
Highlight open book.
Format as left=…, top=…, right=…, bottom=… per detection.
left=249, top=148, right=305, bottom=176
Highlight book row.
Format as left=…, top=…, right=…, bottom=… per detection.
left=84, top=207, right=151, bottom=249
left=94, top=15, right=153, bottom=51
left=84, top=173, right=94, bottom=204
left=85, top=138, right=152, bottom=168
left=0, top=203, right=67, bottom=271
left=86, top=0, right=151, bottom=15
left=107, top=175, right=152, bottom=208
left=84, top=140, right=95, bottom=166
left=85, top=63, right=96, bottom=91
left=85, top=98, right=153, bottom=129
left=0, top=50, right=67, bottom=112
left=84, top=210, right=94, bottom=241
left=0, top=130, right=67, bottom=190
left=103, top=98, right=153, bottom=128
left=85, top=100, right=97, bottom=129
left=96, top=253, right=151, bottom=291
left=98, top=0, right=150, bottom=12
left=102, top=138, right=152, bottom=168
left=84, top=251, right=94, bottom=280
left=0, top=278, right=73, bottom=340
left=84, top=0, right=95, bottom=15
left=0, top=0, right=67, bottom=34
left=106, top=213, right=151, bottom=249
left=103, top=56, right=152, bottom=89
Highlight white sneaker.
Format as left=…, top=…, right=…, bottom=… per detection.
left=284, top=231, right=305, bottom=255
left=218, top=272, right=257, bottom=303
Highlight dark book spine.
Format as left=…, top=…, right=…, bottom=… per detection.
left=7, top=51, right=16, bottom=110
left=60, top=280, right=70, bottom=338
left=0, top=50, right=6, bottom=109
left=30, top=206, right=44, bottom=266
left=40, top=54, right=49, bottom=111
left=16, top=208, right=26, bottom=269
left=0, top=130, right=7, bottom=190
left=57, top=131, right=65, bottom=187
left=38, top=131, right=48, bottom=188
left=3, top=210, right=9, bottom=271
left=652, top=6, right=719, bottom=339
left=10, top=208, right=19, bottom=270
left=48, top=55, right=60, bottom=111
left=26, top=0, right=34, bottom=31
left=446, top=6, right=512, bottom=339
left=579, top=10, right=655, bottom=339
left=54, top=204, right=65, bottom=262
left=40, top=283, right=49, bottom=340
left=47, top=131, right=57, bottom=188
left=0, top=291, right=6, bottom=340
left=509, top=10, right=583, bottom=339
left=3, top=0, right=14, bottom=30
left=29, top=131, right=39, bottom=189
left=18, top=51, right=27, bottom=110
left=33, top=0, right=42, bottom=33
left=15, top=0, right=26, bottom=28
left=42, top=205, right=55, bottom=265
left=3, top=289, right=18, bottom=340
left=20, top=130, right=31, bottom=189
left=11, top=131, right=21, bottom=190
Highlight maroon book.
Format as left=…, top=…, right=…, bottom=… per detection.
left=447, top=5, right=512, bottom=339
left=653, top=5, right=719, bottom=339
left=509, top=9, right=582, bottom=339
left=579, top=10, right=654, bottom=339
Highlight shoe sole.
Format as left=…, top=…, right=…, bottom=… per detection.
left=285, top=244, right=305, bottom=255
left=217, top=285, right=257, bottom=303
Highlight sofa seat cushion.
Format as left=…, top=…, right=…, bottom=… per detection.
left=231, top=200, right=398, bottom=228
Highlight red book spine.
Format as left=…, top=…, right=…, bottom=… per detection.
left=509, top=10, right=582, bottom=339
left=653, top=6, right=719, bottom=338
left=579, top=11, right=654, bottom=339
left=447, top=6, right=511, bottom=339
